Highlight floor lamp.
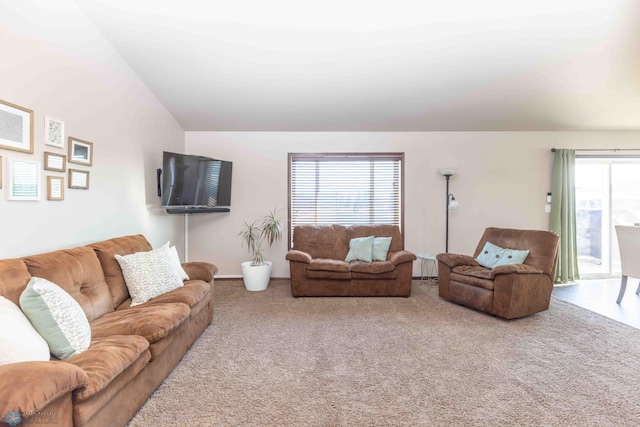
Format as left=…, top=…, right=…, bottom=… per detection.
left=439, top=169, right=460, bottom=253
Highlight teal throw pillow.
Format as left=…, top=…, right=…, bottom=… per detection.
left=494, top=247, right=530, bottom=267
left=372, top=237, right=392, bottom=261
left=345, top=236, right=375, bottom=262
left=20, top=277, right=91, bottom=360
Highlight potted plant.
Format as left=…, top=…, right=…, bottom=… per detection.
left=238, top=209, right=284, bottom=291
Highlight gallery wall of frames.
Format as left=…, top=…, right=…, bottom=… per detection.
left=0, top=98, right=94, bottom=201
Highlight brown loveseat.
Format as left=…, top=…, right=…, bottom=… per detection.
left=437, top=227, right=559, bottom=319
left=286, top=224, right=416, bottom=297
left=0, top=235, right=216, bottom=427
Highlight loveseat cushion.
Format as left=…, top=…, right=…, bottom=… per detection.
left=350, top=260, right=396, bottom=275
left=90, top=303, right=190, bottom=344
left=22, top=246, right=114, bottom=322
left=65, top=335, right=150, bottom=402
left=307, top=259, right=350, bottom=272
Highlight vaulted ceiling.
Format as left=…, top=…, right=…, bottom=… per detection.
left=75, top=0, right=640, bottom=131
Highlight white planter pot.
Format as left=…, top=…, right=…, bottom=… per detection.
left=241, top=261, right=272, bottom=291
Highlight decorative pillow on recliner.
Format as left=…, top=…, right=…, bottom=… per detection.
left=19, top=277, right=91, bottom=360
left=476, top=242, right=529, bottom=269
left=115, top=243, right=184, bottom=306
left=372, top=237, right=392, bottom=261
left=345, top=236, right=375, bottom=262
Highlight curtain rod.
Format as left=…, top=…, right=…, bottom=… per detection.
left=551, top=148, right=640, bottom=152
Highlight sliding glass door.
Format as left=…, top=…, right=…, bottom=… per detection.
left=575, top=158, right=640, bottom=278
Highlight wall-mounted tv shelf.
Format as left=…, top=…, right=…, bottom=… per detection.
left=166, top=207, right=230, bottom=214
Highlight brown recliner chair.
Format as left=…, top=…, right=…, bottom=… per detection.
left=436, top=227, right=560, bottom=319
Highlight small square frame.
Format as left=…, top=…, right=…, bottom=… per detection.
left=45, top=116, right=65, bottom=148
left=0, top=99, right=34, bottom=153
left=47, top=176, right=64, bottom=201
left=44, top=152, right=66, bottom=172
left=68, top=137, right=93, bottom=166
left=68, top=168, right=89, bottom=189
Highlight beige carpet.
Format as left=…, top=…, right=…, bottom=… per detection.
left=128, top=280, right=640, bottom=427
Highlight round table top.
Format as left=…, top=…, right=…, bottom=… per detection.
left=417, top=253, right=437, bottom=260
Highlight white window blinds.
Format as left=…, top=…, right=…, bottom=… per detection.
left=289, top=153, right=403, bottom=244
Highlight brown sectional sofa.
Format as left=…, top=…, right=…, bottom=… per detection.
left=286, top=224, right=416, bottom=297
left=0, top=235, right=217, bottom=427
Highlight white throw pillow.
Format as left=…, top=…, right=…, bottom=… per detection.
left=0, top=296, right=51, bottom=364
left=19, top=277, right=91, bottom=360
left=168, top=243, right=190, bottom=281
left=115, top=243, right=184, bottom=306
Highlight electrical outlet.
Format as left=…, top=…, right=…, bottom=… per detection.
left=545, top=204, right=551, bottom=213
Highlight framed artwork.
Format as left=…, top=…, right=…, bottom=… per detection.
left=47, top=176, right=64, bottom=200
left=68, top=168, right=89, bottom=189
left=68, top=137, right=93, bottom=166
left=0, top=99, right=34, bottom=153
left=8, top=159, right=40, bottom=201
left=45, top=116, right=65, bottom=148
left=44, top=152, right=66, bottom=172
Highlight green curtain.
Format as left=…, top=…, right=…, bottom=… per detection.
left=549, top=149, right=579, bottom=283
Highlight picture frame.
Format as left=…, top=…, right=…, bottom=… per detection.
left=47, top=176, right=64, bottom=201
left=68, top=168, right=89, bottom=189
left=0, top=156, right=2, bottom=189
left=44, top=152, right=66, bottom=172
left=0, top=99, right=34, bottom=153
left=45, top=116, right=65, bottom=148
left=8, top=159, right=40, bottom=201
left=68, top=137, right=93, bottom=166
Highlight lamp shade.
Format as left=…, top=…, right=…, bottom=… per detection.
left=448, top=194, right=460, bottom=210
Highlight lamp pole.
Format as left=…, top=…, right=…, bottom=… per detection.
left=444, top=173, right=452, bottom=253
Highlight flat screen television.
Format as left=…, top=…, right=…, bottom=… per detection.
left=160, top=151, right=232, bottom=212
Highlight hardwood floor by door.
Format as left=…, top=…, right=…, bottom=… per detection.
left=552, top=278, right=640, bottom=329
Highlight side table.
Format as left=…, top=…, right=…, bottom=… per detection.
left=417, top=253, right=438, bottom=285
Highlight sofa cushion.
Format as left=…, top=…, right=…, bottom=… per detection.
left=20, top=277, right=91, bottom=360
left=22, top=246, right=114, bottom=322
left=306, top=270, right=352, bottom=280
left=451, top=266, right=495, bottom=290
left=115, top=281, right=211, bottom=311
left=0, top=296, right=50, bottom=364
left=307, top=259, right=351, bottom=273
left=65, top=335, right=150, bottom=402
left=115, top=243, right=184, bottom=307
left=90, top=303, right=190, bottom=344
left=89, top=235, right=153, bottom=308
left=350, top=260, right=396, bottom=275
left=293, top=225, right=349, bottom=260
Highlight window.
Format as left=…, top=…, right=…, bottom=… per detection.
left=288, top=153, right=404, bottom=246
left=575, top=157, right=640, bottom=278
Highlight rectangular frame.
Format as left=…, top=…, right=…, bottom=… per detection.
left=44, top=152, right=66, bottom=172
left=0, top=156, right=2, bottom=189
left=47, top=176, right=64, bottom=201
left=0, top=99, right=34, bottom=153
left=68, top=137, right=93, bottom=166
left=68, top=168, right=89, bottom=189
left=8, top=158, right=41, bottom=201
left=45, top=116, right=65, bottom=148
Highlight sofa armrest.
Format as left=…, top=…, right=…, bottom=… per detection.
left=436, top=253, right=479, bottom=268
left=285, top=250, right=312, bottom=264
left=0, top=361, right=88, bottom=416
left=182, top=262, right=218, bottom=282
left=490, top=264, right=544, bottom=278
left=389, top=250, right=417, bottom=265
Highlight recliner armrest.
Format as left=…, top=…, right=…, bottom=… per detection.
left=0, top=361, right=88, bottom=416
left=286, top=250, right=312, bottom=264
left=389, top=250, right=417, bottom=265
left=490, top=264, right=544, bottom=278
left=437, top=253, right=479, bottom=268
left=182, top=262, right=218, bottom=282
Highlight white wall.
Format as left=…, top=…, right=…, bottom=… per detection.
left=0, top=1, right=185, bottom=258
left=186, top=131, right=640, bottom=278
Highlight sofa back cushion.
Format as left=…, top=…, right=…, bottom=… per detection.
left=22, top=246, right=114, bottom=322
left=473, top=228, right=560, bottom=276
left=90, top=234, right=152, bottom=308
left=347, top=225, right=404, bottom=253
left=0, top=258, right=32, bottom=306
left=293, top=225, right=349, bottom=260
